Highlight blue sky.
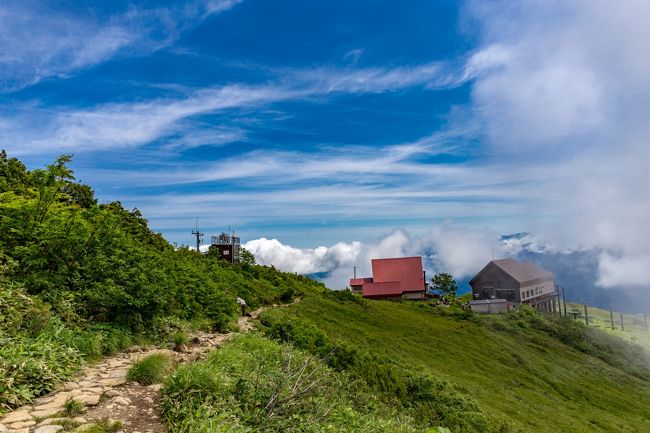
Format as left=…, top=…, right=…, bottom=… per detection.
left=2, top=0, right=650, bottom=293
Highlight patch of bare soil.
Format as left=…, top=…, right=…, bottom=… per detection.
left=82, top=382, right=165, bottom=433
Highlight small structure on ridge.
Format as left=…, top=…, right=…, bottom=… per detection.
left=210, top=231, right=240, bottom=263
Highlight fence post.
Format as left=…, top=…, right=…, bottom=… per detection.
left=584, top=304, right=589, bottom=326
left=610, top=310, right=615, bottom=330
left=620, top=312, right=624, bottom=331
left=562, top=287, right=567, bottom=317
left=645, top=312, right=648, bottom=330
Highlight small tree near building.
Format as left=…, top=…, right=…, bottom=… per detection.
left=239, top=247, right=256, bottom=266
left=431, top=273, right=458, bottom=303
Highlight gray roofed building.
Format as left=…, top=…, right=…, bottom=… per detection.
left=470, top=258, right=554, bottom=287
left=469, top=258, right=557, bottom=313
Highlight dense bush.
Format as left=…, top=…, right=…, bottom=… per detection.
left=0, top=153, right=324, bottom=329
left=162, top=334, right=422, bottom=433
left=0, top=279, right=137, bottom=410
left=0, top=152, right=324, bottom=410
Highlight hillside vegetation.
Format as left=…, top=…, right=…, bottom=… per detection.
left=0, top=152, right=323, bottom=411
left=564, top=301, right=650, bottom=354
left=259, top=292, right=650, bottom=432
left=3, top=153, right=650, bottom=433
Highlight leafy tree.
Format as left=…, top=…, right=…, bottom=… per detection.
left=0, top=150, right=32, bottom=194
left=239, top=247, right=256, bottom=265
left=63, top=182, right=97, bottom=208
left=430, top=273, right=458, bottom=303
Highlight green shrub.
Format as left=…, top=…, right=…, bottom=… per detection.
left=0, top=332, right=83, bottom=410
left=172, top=332, right=188, bottom=351
left=279, top=286, right=294, bottom=302
left=260, top=310, right=328, bottom=352
left=127, top=353, right=175, bottom=385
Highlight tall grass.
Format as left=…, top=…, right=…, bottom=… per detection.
left=0, top=281, right=137, bottom=412
left=162, top=334, right=424, bottom=433
left=127, top=353, right=175, bottom=385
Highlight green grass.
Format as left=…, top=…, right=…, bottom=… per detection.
left=564, top=302, right=650, bottom=354
left=162, top=334, right=425, bottom=433
left=260, top=292, right=650, bottom=433
left=64, top=397, right=84, bottom=416
left=172, top=332, right=189, bottom=351
left=76, top=419, right=123, bottom=433
left=127, top=353, right=175, bottom=385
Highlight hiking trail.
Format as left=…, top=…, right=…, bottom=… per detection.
left=0, top=303, right=282, bottom=433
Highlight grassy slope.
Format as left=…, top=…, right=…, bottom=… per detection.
left=565, top=301, right=650, bottom=354
left=283, top=295, right=650, bottom=433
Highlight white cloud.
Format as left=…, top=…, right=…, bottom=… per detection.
left=343, top=48, right=364, bottom=64
left=244, top=238, right=356, bottom=275
left=244, top=226, right=504, bottom=289
left=290, top=62, right=449, bottom=94
left=415, top=224, right=502, bottom=278
left=0, top=0, right=242, bottom=92
left=464, top=0, right=650, bottom=289
left=161, top=126, right=246, bottom=149
left=0, top=59, right=478, bottom=155
left=597, top=253, right=650, bottom=289
left=1, top=84, right=296, bottom=154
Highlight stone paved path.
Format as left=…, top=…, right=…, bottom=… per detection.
left=0, top=304, right=276, bottom=433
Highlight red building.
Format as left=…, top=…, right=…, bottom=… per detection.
left=350, top=256, right=426, bottom=300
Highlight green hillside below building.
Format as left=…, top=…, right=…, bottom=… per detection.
left=259, top=294, right=650, bottom=432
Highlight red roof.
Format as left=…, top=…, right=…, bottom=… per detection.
left=372, top=256, right=424, bottom=293
left=350, top=277, right=373, bottom=286
left=362, top=281, right=402, bottom=298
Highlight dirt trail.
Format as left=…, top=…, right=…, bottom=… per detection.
left=0, top=303, right=283, bottom=433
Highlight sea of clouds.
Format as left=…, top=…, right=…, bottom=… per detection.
left=245, top=224, right=518, bottom=290
left=244, top=226, right=649, bottom=313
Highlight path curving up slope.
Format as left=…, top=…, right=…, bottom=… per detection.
left=0, top=304, right=279, bottom=433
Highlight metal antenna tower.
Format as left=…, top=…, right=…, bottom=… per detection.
left=191, top=218, right=204, bottom=253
